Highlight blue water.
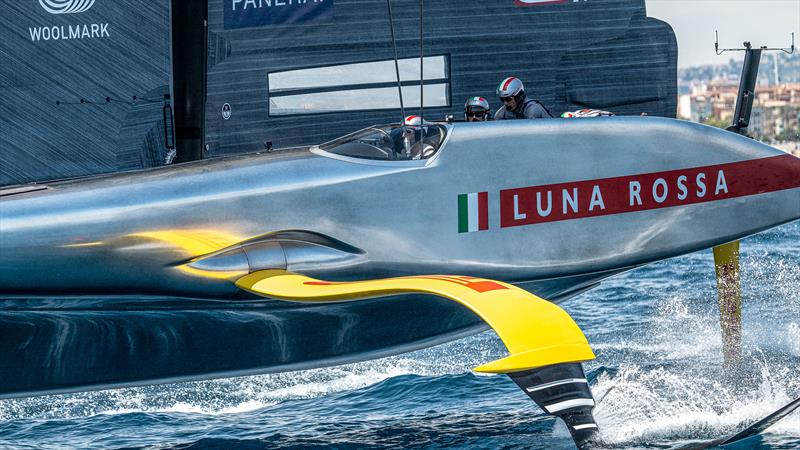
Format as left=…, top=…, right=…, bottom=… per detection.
left=1, top=222, right=798, bottom=449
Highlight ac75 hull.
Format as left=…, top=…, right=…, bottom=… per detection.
left=1, top=117, right=798, bottom=397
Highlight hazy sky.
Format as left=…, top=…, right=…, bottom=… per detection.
left=646, top=0, right=800, bottom=68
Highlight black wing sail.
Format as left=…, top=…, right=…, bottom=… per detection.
left=0, top=0, right=677, bottom=186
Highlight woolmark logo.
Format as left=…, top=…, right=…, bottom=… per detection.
left=29, top=23, right=109, bottom=41
left=30, top=0, right=108, bottom=42
left=39, top=0, right=96, bottom=14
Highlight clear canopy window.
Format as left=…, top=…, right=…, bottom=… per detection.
left=319, top=123, right=447, bottom=161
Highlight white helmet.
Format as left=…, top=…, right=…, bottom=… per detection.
left=404, top=115, right=427, bottom=126
left=496, top=77, right=526, bottom=103
left=464, top=96, right=490, bottom=121
left=561, top=108, right=616, bottom=118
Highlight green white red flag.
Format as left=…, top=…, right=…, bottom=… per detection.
left=458, top=192, right=489, bottom=233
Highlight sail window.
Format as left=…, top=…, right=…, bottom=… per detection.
left=270, top=84, right=449, bottom=116
left=268, top=55, right=450, bottom=116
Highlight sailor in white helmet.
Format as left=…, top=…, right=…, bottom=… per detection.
left=494, top=77, right=552, bottom=120
left=391, top=115, right=436, bottom=159
left=464, top=97, right=491, bottom=122
left=403, top=115, right=426, bottom=126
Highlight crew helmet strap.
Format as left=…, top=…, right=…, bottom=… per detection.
left=514, top=90, right=527, bottom=107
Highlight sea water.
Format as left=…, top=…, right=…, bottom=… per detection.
left=1, top=222, right=798, bottom=449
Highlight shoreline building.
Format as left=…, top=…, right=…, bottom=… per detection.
left=679, top=80, right=800, bottom=156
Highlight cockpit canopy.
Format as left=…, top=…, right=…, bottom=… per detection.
left=319, top=123, right=447, bottom=161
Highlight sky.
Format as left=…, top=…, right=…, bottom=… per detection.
left=645, top=0, right=800, bottom=68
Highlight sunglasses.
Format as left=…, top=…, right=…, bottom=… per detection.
left=500, top=96, right=515, bottom=103
left=467, top=111, right=487, bottom=117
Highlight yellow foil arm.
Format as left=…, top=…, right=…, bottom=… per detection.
left=236, top=270, right=594, bottom=374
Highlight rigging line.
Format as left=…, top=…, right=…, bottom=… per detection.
left=419, top=0, right=424, bottom=123
left=386, top=0, right=406, bottom=125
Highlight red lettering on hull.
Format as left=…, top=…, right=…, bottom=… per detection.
left=500, top=154, right=800, bottom=228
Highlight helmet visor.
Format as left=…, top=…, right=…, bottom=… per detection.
left=465, top=106, right=489, bottom=118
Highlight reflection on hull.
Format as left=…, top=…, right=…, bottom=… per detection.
left=0, top=271, right=612, bottom=399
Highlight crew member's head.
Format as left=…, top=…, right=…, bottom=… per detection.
left=464, top=97, right=491, bottom=122
left=496, top=76, right=526, bottom=111
left=404, top=115, right=425, bottom=126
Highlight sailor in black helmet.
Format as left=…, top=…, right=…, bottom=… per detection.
left=494, top=76, right=552, bottom=120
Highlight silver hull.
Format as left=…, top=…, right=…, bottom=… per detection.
left=1, top=117, right=799, bottom=397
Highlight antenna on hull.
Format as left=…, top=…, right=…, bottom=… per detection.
left=714, top=31, right=795, bottom=136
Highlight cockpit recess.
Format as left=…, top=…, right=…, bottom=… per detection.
left=318, top=123, right=447, bottom=161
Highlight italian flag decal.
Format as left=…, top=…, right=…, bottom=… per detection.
left=458, top=192, right=489, bottom=233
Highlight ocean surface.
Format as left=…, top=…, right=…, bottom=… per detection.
left=1, top=221, right=798, bottom=449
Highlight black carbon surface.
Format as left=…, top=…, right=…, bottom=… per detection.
left=1, top=0, right=676, bottom=185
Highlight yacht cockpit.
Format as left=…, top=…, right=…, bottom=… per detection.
left=318, top=123, right=447, bottom=161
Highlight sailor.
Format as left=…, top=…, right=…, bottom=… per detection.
left=464, top=97, right=491, bottom=122
left=403, top=115, right=426, bottom=126
left=494, top=77, right=552, bottom=120
left=389, top=115, right=437, bottom=159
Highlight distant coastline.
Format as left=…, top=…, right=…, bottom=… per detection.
left=678, top=52, right=800, bottom=153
